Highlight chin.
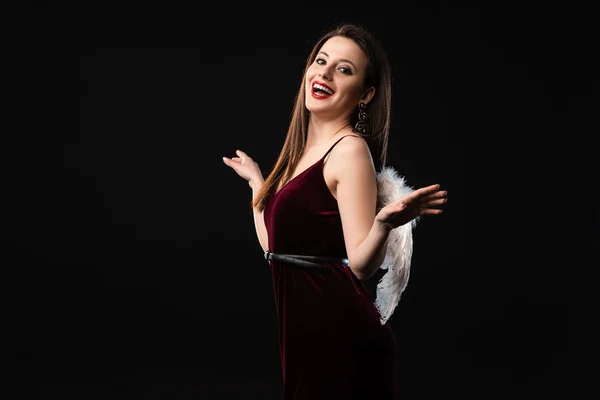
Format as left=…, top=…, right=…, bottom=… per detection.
left=305, top=98, right=327, bottom=114
left=305, top=104, right=325, bottom=115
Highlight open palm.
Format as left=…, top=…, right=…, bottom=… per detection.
left=376, top=184, right=447, bottom=230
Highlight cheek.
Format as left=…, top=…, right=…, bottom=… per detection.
left=305, top=65, right=316, bottom=81
left=305, top=69, right=318, bottom=91
left=341, top=84, right=363, bottom=104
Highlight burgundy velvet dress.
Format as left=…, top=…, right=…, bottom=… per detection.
left=263, top=135, right=399, bottom=399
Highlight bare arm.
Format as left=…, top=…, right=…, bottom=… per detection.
left=331, top=137, right=387, bottom=280
left=332, top=138, right=448, bottom=280
left=250, top=180, right=268, bottom=252
left=223, top=150, right=269, bottom=252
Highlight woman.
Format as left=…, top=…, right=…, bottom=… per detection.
left=223, top=23, right=447, bottom=399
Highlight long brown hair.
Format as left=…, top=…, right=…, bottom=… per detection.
left=252, top=23, right=392, bottom=212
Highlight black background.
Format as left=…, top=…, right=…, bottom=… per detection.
left=10, top=3, right=598, bottom=399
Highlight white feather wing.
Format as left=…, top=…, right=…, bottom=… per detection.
left=375, top=166, right=417, bottom=325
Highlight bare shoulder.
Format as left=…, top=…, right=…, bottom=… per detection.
left=324, top=134, right=376, bottom=196
left=334, top=134, right=369, bottom=152
left=328, top=134, right=374, bottom=172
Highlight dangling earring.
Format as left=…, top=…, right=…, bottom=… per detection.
left=355, top=102, right=368, bottom=134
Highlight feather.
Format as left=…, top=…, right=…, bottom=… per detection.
left=374, top=166, right=418, bottom=325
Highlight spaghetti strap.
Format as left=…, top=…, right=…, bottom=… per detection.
left=321, top=135, right=363, bottom=160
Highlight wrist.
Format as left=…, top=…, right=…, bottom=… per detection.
left=373, top=218, right=393, bottom=236
left=249, top=178, right=264, bottom=190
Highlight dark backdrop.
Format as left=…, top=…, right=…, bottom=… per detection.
left=10, top=3, right=598, bottom=399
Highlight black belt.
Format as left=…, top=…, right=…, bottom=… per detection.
left=264, top=250, right=349, bottom=271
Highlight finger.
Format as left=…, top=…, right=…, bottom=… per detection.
left=236, top=149, right=250, bottom=159
left=222, top=157, right=241, bottom=170
left=400, top=185, right=441, bottom=204
left=417, top=190, right=447, bottom=204
left=224, top=156, right=243, bottom=164
left=421, top=193, right=448, bottom=204
left=428, top=189, right=448, bottom=199
left=414, top=184, right=442, bottom=197
left=420, top=208, right=444, bottom=216
left=421, top=198, right=447, bottom=209
left=237, top=150, right=253, bottom=164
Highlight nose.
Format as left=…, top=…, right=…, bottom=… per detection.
left=318, top=65, right=334, bottom=80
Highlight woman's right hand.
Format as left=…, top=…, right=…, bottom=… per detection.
left=222, top=150, right=263, bottom=188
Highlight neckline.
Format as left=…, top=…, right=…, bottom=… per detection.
left=271, top=134, right=359, bottom=198
left=273, top=157, right=323, bottom=197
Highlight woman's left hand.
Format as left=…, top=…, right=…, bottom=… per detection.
left=375, top=184, right=448, bottom=231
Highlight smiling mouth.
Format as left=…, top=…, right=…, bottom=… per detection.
left=311, top=82, right=335, bottom=98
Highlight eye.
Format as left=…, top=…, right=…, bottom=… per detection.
left=316, top=58, right=326, bottom=65
left=338, top=66, right=352, bottom=75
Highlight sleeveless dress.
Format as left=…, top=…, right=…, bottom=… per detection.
left=264, top=135, right=400, bottom=399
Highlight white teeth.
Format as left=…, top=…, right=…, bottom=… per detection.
left=313, top=83, right=334, bottom=95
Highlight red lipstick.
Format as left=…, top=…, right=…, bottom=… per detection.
left=311, top=81, right=335, bottom=99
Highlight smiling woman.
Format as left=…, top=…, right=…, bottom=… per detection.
left=222, top=23, right=447, bottom=399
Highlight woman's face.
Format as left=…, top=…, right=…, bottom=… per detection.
left=305, top=36, right=370, bottom=120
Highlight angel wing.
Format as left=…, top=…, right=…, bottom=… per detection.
left=374, top=166, right=418, bottom=325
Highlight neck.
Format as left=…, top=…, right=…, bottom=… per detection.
left=306, top=117, right=351, bottom=147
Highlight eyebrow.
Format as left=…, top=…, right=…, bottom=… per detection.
left=318, top=52, right=357, bottom=69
